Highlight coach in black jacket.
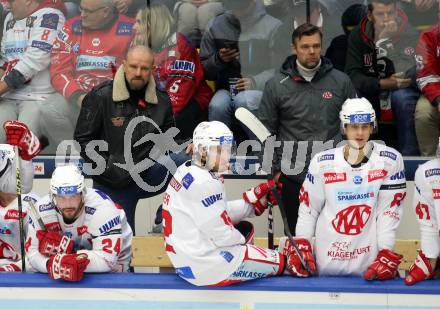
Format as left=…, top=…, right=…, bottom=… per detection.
left=258, top=24, right=357, bottom=234
left=74, top=45, right=188, bottom=233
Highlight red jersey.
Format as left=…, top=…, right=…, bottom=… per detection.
left=416, top=24, right=440, bottom=104
left=153, top=33, right=212, bottom=115
left=50, top=15, right=134, bottom=99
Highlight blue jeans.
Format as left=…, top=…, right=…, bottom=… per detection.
left=208, top=89, right=262, bottom=138
left=94, top=152, right=190, bottom=234
left=391, top=86, right=421, bottom=156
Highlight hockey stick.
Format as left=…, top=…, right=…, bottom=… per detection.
left=234, top=107, right=274, bottom=249
left=14, top=147, right=26, bottom=272
left=234, top=107, right=315, bottom=275
left=27, top=199, right=47, bottom=232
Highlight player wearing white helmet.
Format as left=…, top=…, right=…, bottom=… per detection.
left=404, top=138, right=440, bottom=285
left=26, top=165, right=133, bottom=281
left=163, top=121, right=307, bottom=286
left=0, top=121, right=41, bottom=272
left=293, top=98, right=406, bottom=279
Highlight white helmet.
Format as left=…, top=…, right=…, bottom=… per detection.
left=50, top=165, right=85, bottom=196
left=339, top=97, right=377, bottom=132
left=192, top=121, right=234, bottom=153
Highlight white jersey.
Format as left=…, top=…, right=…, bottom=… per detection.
left=163, top=162, right=256, bottom=286
left=296, top=142, right=406, bottom=276
left=27, top=188, right=133, bottom=273
left=0, top=193, right=39, bottom=270
left=412, top=159, right=440, bottom=259
left=0, top=8, right=65, bottom=100
left=0, top=144, right=34, bottom=194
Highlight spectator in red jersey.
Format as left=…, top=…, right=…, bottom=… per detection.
left=132, top=3, right=212, bottom=140
left=40, top=0, right=134, bottom=150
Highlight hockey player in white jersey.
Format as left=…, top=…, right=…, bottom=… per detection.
left=27, top=165, right=133, bottom=281
left=293, top=98, right=406, bottom=279
left=404, top=145, right=440, bottom=285
left=0, top=121, right=42, bottom=271
left=163, top=121, right=314, bottom=286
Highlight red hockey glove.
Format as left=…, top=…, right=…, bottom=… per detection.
left=364, top=249, right=403, bottom=280
left=47, top=253, right=90, bottom=281
left=280, top=237, right=317, bottom=277
left=267, top=180, right=282, bottom=206
left=0, top=263, right=20, bottom=272
left=243, top=180, right=275, bottom=216
left=404, top=251, right=438, bottom=285
left=3, top=121, right=42, bottom=160
left=37, top=230, right=74, bottom=257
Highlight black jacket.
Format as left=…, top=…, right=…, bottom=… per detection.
left=74, top=66, right=175, bottom=189
left=345, top=11, right=418, bottom=108
left=258, top=55, right=357, bottom=184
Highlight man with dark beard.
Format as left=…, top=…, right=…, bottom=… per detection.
left=74, top=45, right=188, bottom=233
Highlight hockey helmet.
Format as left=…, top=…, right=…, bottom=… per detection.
left=339, top=97, right=377, bottom=132
left=193, top=121, right=234, bottom=153
left=50, top=165, right=85, bottom=196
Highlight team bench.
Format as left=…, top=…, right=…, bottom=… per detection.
left=131, top=236, right=420, bottom=272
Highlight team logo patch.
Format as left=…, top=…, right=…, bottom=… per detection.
left=353, top=176, right=363, bottom=185
left=116, top=22, right=133, bottom=36
left=40, top=13, right=59, bottom=30
left=318, top=154, right=334, bottom=162
left=379, top=151, right=397, bottom=160
left=6, top=20, right=15, bottom=31
left=322, top=91, right=333, bottom=99
left=332, top=205, right=371, bottom=235
left=111, top=117, right=125, bottom=127
left=26, top=16, right=37, bottom=28
left=181, top=173, right=194, bottom=189
left=99, top=216, right=121, bottom=234
left=219, top=251, right=234, bottom=263
left=170, top=177, right=182, bottom=191
left=324, top=172, right=346, bottom=184
left=368, top=169, right=387, bottom=182
left=85, top=206, right=96, bottom=215
left=92, top=38, right=100, bottom=47
left=176, top=266, right=195, bottom=279
left=433, top=189, right=440, bottom=200
left=425, top=168, right=440, bottom=177
left=219, top=136, right=234, bottom=145
left=170, top=60, right=195, bottom=73
left=404, top=47, right=415, bottom=56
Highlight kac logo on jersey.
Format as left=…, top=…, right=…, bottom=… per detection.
left=170, top=60, right=195, bottom=73
left=390, top=170, right=405, bottom=180
left=318, top=154, right=334, bottom=162
left=425, top=168, right=440, bottom=178
left=181, top=173, right=194, bottom=189
left=368, top=169, right=388, bottom=182
left=201, top=193, right=223, bottom=207
left=353, top=176, right=363, bottom=185
left=332, top=205, right=371, bottom=235
left=324, top=172, right=346, bottom=184
left=39, top=203, right=54, bottom=212
left=99, top=216, right=121, bottom=234
left=379, top=151, right=397, bottom=161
